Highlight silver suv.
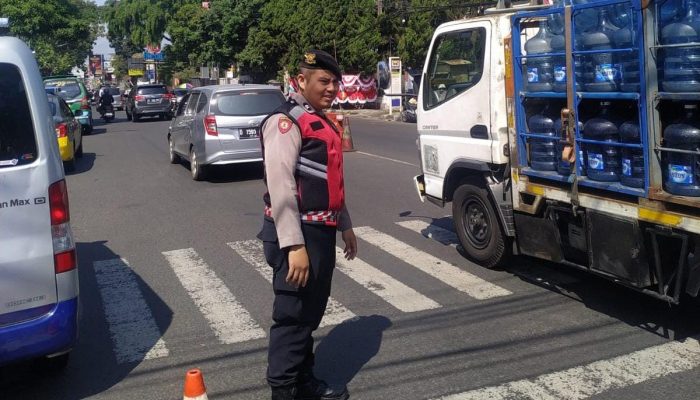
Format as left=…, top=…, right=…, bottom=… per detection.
left=168, top=84, right=285, bottom=180
left=0, top=37, right=79, bottom=370
left=126, top=84, right=173, bottom=121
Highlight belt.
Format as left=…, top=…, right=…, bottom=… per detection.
left=264, top=206, right=338, bottom=226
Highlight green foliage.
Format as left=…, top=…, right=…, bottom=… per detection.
left=239, top=0, right=381, bottom=81
left=0, top=0, right=99, bottom=75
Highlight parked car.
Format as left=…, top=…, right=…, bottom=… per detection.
left=43, top=75, right=93, bottom=134
left=125, top=84, right=174, bottom=121
left=168, top=84, right=285, bottom=180
left=47, top=93, right=84, bottom=171
left=0, top=36, right=79, bottom=371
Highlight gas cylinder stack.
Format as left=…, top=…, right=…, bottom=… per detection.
left=515, top=0, right=650, bottom=197
left=657, top=0, right=700, bottom=198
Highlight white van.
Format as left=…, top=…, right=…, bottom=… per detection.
left=0, top=36, right=79, bottom=369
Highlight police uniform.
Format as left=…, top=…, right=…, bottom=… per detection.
left=259, top=50, right=351, bottom=400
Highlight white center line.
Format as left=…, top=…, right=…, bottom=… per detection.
left=162, top=248, right=266, bottom=344
left=354, top=226, right=512, bottom=300
left=335, top=247, right=441, bottom=312
left=228, top=240, right=356, bottom=327
left=433, top=337, right=700, bottom=400
left=356, top=151, right=419, bottom=167
left=93, top=258, right=169, bottom=364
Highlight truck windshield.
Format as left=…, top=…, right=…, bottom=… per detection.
left=0, top=63, right=38, bottom=168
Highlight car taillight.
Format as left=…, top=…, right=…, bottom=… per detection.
left=49, top=180, right=76, bottom=274
left=164, top=93, right=174, bottom=101
left=135, top=95, right=145, bottom=102
left=81, top=96, right=90, bottom=110
left=55, top=123, right=68, bottom=138
left=204, top=115, right=218, bottom=136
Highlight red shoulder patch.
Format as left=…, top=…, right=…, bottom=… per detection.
left=278, top=117, right=293, bottom=134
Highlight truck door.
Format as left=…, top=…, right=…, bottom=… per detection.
left=418, top=21, right=492, bottom=198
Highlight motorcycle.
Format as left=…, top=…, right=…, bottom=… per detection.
left=401, top=96, right=417, bottom=123
left=100, top=103, right=115, bottom=123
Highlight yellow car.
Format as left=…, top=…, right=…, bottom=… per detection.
left=48, top=93, right=84, bottom=171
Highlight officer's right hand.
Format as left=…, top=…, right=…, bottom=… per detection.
left=287, top=245, right=310, bottom=288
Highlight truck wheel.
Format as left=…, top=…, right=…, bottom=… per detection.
left=453, top=183, right=508, bottom=269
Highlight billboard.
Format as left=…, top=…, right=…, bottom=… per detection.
left=144, top=44, right=164, bottom=61
left=89, top=55, right=103, bottom=76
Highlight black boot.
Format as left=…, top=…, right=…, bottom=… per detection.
left=296, top=376, right=349, bottom=400
left=272, top=384, right=297, bottom=400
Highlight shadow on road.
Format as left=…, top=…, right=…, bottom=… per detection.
left=398, top=214, right=700, bottom=341
left=65, top=152, right=96, bottom=175
left=197, top=162, right=265, bottom=183
left=314, top=315, right=392, bottom=387
left=0, top=241, right=173, bottom=399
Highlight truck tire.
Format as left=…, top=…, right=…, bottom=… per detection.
left=453, top=183, right=508, bottom=268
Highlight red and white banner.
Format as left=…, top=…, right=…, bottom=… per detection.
left=335, top=75, right=377, bottom=105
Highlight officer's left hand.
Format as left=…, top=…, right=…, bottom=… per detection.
left=342, top=229, right=357, bottom=260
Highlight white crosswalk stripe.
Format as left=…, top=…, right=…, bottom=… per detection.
left=162, top=248, right=266, bottom=344
left=354, top=226, right=512, bottom=300
left=432, top=337, right=700, bottom=400
left=397, top=219, right=580, bottom=286
left=93, top=258, right=169, bottom=364
left=335, top=247, right=441, bottom=312
left=228, top=240, right=356, bottom=327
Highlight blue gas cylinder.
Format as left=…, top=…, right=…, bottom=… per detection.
left=582, top=9, right=621, bottom=92
left=619, top=120, right=645, bottom=188
left=664, top=104, right=700, bottom=196
left=525, top=20, right=554, bottom=91
left=528, top=108, right=558, bottom=171
left=661, top=0, right=700, bottom=92
left=583, top=102, right=621, bottom=181
left=612, top=8, right=639, bottom=92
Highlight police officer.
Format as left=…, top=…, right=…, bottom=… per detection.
left=259, top=50, right=356, bottom=400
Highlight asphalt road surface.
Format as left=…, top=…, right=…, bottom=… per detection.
left=2, top=111, right=699, bottom=399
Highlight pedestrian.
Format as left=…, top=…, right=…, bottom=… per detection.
left=258, top=49, right=357, bottom=400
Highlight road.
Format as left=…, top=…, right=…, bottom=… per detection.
left=1, top=112, right=699, bottom=399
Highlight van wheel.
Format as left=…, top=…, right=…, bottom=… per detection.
left=453, top=183, right=508, bottom=269
left=169, top=137, right=179, bottom=164
left=75, top=141, right=83, bottom=158
left=190, top=147, right=205, bottom=181
left=34, top=353, right=70, bottom=374
left=126, top=110, right=132, bottom=121
left=133, top=113, right=140, bottom=122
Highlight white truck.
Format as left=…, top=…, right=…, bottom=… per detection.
left=414, top=0, right=700, bottom=303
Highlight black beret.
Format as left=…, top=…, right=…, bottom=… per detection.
left=298, top=50, right=342, bottom=80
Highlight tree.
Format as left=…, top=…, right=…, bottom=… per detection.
left=0, top=0, right=99, bottom=75
left=239, top=0, right=381, bottom=81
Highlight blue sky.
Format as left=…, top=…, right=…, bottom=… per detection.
left=93, top=0, right=114, bottom=57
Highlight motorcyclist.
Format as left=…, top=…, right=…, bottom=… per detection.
left=98, top=88, right=114, bottom=117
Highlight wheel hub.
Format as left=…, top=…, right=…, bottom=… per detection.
left=464, top=200, right=490, bottom=249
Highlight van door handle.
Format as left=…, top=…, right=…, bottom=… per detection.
left=470, top=125, right=489, bottom=139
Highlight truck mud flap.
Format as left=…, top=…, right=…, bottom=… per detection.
left=514, top=213, right=563, bottom=262
left=587, top=211, right=651, bottom=288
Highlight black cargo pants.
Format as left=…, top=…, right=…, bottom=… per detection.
left=259, top=218, right=337, bottom=388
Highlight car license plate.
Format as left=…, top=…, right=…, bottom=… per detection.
left=241, top=128, right=258, bottom=138
left=147, top=98, right=160, bottom=104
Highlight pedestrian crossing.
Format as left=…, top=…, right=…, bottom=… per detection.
left=91, top=219, right=511, bottom=365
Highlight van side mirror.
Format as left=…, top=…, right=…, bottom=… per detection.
left=74, top=109, right=84, bottom=117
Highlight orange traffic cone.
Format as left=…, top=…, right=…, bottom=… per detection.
left=183, top=368, right=208, bottom=400
left=337, top=114, right=356, bottom=152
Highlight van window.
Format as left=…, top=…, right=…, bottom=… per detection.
left=0, top=63, right=37, bottom=168
left=196, top=93, right=208, bottom=114
left=424, top=27, right=486, bottom=109
left=186, top=93, right=200, bottom=116
left=212, top=91, right=285, bottom=116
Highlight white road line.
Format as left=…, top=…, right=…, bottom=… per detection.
left=356, top=151, right=419, bottom=167
left=228, top=240, right=355, bottom=327
left=335, top=247, right=441, bottom=312
left=162, top=248, right=266, bottom=344
left=354, top=226, right=511, bottom=300
left=93, top=258, right=169, bottom=364
left=433, top=337, right=700, bottom=400
left=396, top=219, right=580, bottom=286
